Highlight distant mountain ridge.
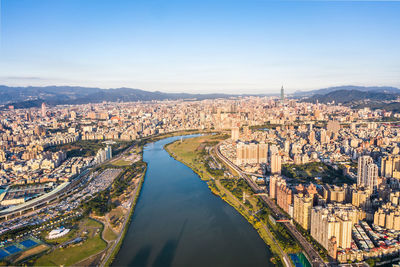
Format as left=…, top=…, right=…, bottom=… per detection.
left=294, top=85, right=400, bottom=96
left=303, top=89, right=398, bottom=105
left=2, top=84, right=400, bottom=109
left=0, top=85, right=235, bottom=108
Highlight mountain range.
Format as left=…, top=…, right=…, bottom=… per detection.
left=0, top=85, right=235, bottom=108
left=303, top=89, right=398, bottom=105
left=1, top=85, right=400, bottom=109
left=294, top=85, right=400, bottom=96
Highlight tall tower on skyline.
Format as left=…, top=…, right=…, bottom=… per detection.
left=41, top=102, right=47, bottom=117
left=280, top=86, right=284, bottom=103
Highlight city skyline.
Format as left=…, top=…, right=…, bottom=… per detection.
left=2, top=91, right=400, bottom=265
left=2, top=0, right=400, bottom=266
left=1, top=0, right=399, bottom=93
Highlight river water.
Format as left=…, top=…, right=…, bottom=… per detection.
left=112, top=135, right=272, bottom=267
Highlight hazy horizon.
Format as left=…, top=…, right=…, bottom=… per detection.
left=1, top=83, right=400, bottom=96
left=1, top=0, right=399, bottom=94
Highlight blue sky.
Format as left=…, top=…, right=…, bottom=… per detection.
left=0, top=0, right=399, bottom=94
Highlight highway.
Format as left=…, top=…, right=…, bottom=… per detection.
left=0, top=141, right=138, bottom=221
left=214, top=143, right=327, bottom=267
left=0, top=169, right=90, bottom=220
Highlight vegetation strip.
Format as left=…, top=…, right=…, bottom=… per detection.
left=103, top=163, right=147, bottom=267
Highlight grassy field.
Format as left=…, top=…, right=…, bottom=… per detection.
left=103, top=226, right=118, bottom=242
left=14, top=244, right=50, bottom=263
left=111, top=159, right=132, bottom=167
left=165, top=134, right=228, bottom=181
left=34, top=218, right=107, bottom=266
left=282, top=162, right=353, bottom=185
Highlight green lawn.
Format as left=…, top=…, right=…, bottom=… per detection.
left=103, top=226, right=117, bottom=242
left=34, top=218, right=107, bottom=266
left=111, top=159, right=132, bottom=167
left=282, top=162, right=353, bottom=185
left=165, top=134, right=227, bottom=181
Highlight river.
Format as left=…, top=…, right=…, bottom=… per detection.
left=112, top=135, right=273, bottom=267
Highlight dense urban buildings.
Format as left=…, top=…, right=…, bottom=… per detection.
left=216, top=95, right=400, bottom=264
left=2, top=94, right=400, bottom=265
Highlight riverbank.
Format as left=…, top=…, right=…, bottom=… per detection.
left=102, top=131, right=216, bottom=265
left=26, top=145, right=146, bottom=266
left=165, top=135, right=296, bottom=266
left=103, top=163, right=147, bottom=266
left=2, top=131, right=224, bottom=266
left=113, top=135, right=273, bottom=267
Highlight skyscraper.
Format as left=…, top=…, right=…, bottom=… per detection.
left=231, top=126, right=240, bottom=141
left=270, top=153, right=282, bottom=174
left=320, top=129, right=327, bottom=144
left=41, top=102, right=47, bottom=117
left=269, top=175, right=278, bottom=199
left=236, top=142, right=268, bottom=165
left=106, top=145, right=113, bottom=160
left=357, top=155, right=378, bottom=190
left=258, top=142, right=268, bottom=163
left=381, top=155, right=400, bottom=179
left=280, top=86, right=284, bottom=103
left=293, top=193, right=313, bottom=230
left=311, top=206, right=353, bottom=256
left=366, top=163, right=378, bottom=190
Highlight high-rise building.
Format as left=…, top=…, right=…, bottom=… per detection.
left=258, top=142, right=268, bottom=163
left=248, top=142, right=258, bottom=164
left=70, top=111, right=77, bottom=120
left=41, top=102, right=47, bottom=117
left=25, top=111, right=32, bottom=122
left=276, top=181, right=293, bottom=213
left=373, top=203, right=400, bottom=230
left=284, top=140, right=290, bottom=153
left=34, top=125, right=45, bottom=136
left=313, top=108, right=322, bottom=120
left=327, top=120, right=340, bottom=134
left=351, top=188, right=371, bottom=209
left=106, top=145, right=113, bottom=160
left=357, top=155, right=378, bottom=190
left=293, top=193, right=313, bottom=230
left=270, top=153, right=281, bottom=174
left=311, top=206, right=353, bottom=254
left=236, top=142, right=268, bottom=165
left=243, top=125, right=251, bottom=140
left=308, top=130, right=315, bottom=144
left=95, top=145, right=113, bottom=164
left=366, top=163, right=378, bottom=190
left=323, top=185, right=346, bottom=203
left=269, top=175, right=278, bottom=199
left=320, top=129, right=328, bottom=144
left=280, top=86, right=284, bottom=103
left=381, top=155, right=400, bottom=179
left=236, top=142, right=246, bottom=165
left=0, top=150, right=6, bottom=163
left=231, top=126, right=240, bottom=141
